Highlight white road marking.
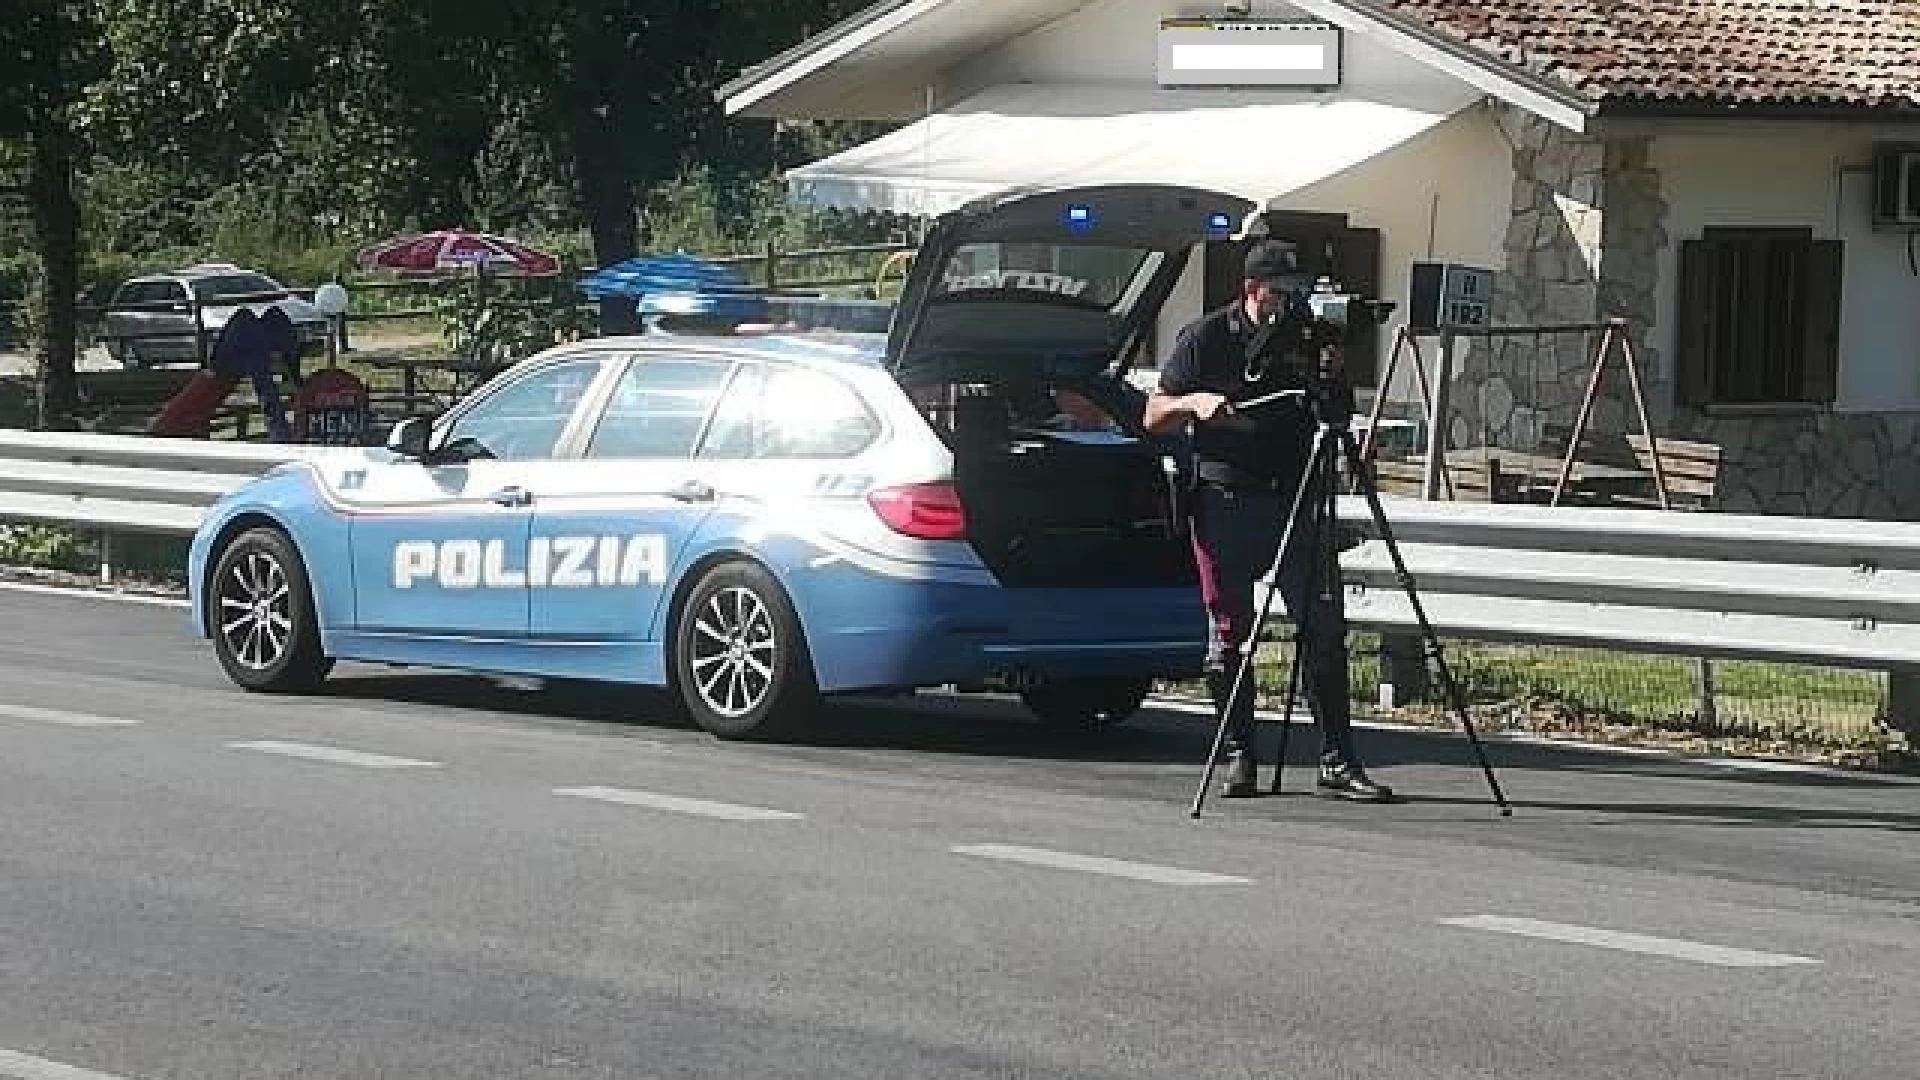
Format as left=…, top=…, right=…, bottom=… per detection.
left=0, top=703, right=141, bottom=727
left=228, top=740, right=442, bottom=771
left=555, top=786, right=803, bottom=821
left=1440, top=915, right=1820, bottom=968
left=952, top=844, right=1250, bottom=885
left=0, top=1045, right=133, bottom=1080
left=0, top=579, right=188, bottom=609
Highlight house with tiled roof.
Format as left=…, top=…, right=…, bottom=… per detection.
left=724, top=0, right=1920, bottom=518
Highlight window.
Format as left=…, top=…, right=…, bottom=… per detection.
left=585, top=356, right=732, bottom=459
left=698, top=364, right=766, bottom=458
left=697, top=364, right=879, bottom=459
left=191, top=273, right=287, bottom=302
left=443, top=358, right=602, bottom=460
left=117, top=281, right=183, bottom=308
left=1677, top=228, right=1842, bottom=406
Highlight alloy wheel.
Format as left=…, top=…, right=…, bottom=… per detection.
left=688, top=585, right=777, bottom=718
left=217, top=549, right=292, bottom=672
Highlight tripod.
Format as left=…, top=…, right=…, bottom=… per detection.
left=1187, top=393, right=1511, bottom=819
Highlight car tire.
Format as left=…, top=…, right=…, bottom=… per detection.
left=671, top=561, right=817, bottom=740
left=1020, top=676, right=1153, bottom=729
left=209, top=527, right=334, bottom=693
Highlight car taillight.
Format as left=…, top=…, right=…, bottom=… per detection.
left=867, top=482, right=968, bottom=540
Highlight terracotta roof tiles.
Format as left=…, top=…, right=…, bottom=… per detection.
left=1369, top=0, right=1920, bottom=107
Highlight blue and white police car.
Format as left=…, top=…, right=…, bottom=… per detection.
left=188, top=184, right=1254, bottom=738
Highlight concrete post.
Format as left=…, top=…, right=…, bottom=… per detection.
left=1377, top=633, right=1429, bottom=708
left=1885, top=667, right=1920, bottom=741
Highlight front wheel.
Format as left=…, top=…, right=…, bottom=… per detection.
left=1020, top=676, right=1153, bottom=729
left=672, top=561, right=817, bottom=740
left=209, top=527, right=333, bottom=692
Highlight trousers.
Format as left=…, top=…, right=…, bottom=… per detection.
left=1188, top=478, right=1359, bottom=768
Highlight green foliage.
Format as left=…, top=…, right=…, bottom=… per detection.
left=12, top=0, right=903, bottom=390
left=0, top=524, right=92, bottom=573
left=640, top=165, right=904, bottom=277
left=436, top=277, right=592, bottom=364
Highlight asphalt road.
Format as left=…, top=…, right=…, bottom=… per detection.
left=0, top=584, right=1915, bottom=1079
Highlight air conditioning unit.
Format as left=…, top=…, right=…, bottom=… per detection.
left=1156, top=20, right=1341, bottom=88
left=1872, top=142, right=1920, bottom=229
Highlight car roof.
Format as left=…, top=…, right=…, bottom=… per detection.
left=555, top=330, right=888, bottom=372
left=126, top=264, right=280, bottom=284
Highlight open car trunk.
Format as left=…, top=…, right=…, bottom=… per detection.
left=918, top=377, right=1194, bottom=588
left=883, top=184, right=1253, bottom=587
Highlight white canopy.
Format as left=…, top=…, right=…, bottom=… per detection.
left=786, top=82, right=1478, bottom=217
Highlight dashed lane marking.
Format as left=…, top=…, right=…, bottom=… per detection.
left=1440, top=915, right=1820, bottom=968
left=228, top=740, right=442, bottom=771
left=0, top=703, right=141, bottom=727
left=952, top=844, right=1250, bottom=885
left=555, top=786, right=803, bottom=821
left=0, top=1045, right=134, bottom=1080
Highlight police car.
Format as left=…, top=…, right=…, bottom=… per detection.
left=187, top=184, right=1254, bottom=738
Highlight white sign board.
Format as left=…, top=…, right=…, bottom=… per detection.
left=1157, top=20, right=1341, bottom=88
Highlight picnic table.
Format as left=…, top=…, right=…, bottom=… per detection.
left=352, top=352, right=510, bottom=415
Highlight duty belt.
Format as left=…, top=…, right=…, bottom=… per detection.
left=1194, top=459, right=1287, bottom=491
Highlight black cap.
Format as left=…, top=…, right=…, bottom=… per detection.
left=1242, top=239, right=1301, bottom=283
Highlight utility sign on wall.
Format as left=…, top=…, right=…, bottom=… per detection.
left=1156, top=20, right=1342, bottom=88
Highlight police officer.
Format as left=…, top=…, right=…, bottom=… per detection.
left=1145, top=239, right=1395, bottom=802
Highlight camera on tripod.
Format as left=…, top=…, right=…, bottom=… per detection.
left=1296, top=275, right=1397, bottom=348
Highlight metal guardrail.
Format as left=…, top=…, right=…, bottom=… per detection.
left=1, top=430, right=1917, bottom=679
left=1335, top=495, right=1920, bottom=670
left=0, top=432, right=335, bottom=578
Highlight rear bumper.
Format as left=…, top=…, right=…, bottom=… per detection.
left=793, top=569, right=1207, bottom=691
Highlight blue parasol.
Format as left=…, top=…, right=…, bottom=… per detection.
left=575, top=252, right=770, bottom=323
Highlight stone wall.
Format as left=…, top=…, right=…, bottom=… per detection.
left=1668, top=409, right=1920, bottom=518
left=1454, top=106, right=1641, bottom=456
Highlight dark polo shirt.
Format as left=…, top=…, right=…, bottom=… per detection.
left=1159, top=302, right=1316, bottom=495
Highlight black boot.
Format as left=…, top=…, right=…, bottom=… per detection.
left=1316, top=716, right=1396, bottom=803
left=1316, top=760, right=1397, bottom=803
left=1209, top=662, right=1258, bottom=798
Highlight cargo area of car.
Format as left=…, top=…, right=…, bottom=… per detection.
left=908, top=378, right=1194, bottom=589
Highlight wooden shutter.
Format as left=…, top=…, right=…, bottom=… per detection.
left=1676, top=238, right=1718, bottom=406
left=1800, top=239, right=1843, bottom=405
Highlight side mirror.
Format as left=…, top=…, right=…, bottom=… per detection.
left=386, top=416, right=430, bottom=459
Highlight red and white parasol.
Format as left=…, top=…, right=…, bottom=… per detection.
left=356, top=229, right=561, bottom=276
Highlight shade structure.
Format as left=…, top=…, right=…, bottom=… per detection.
left=357, top=229, right=561, bottom=275
left=786, top=83, right=1478, bottom=217
left=575, top=253, right=770, bottom=323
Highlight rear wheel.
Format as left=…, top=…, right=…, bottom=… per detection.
left=672, top=561, right=817, bottom=740
left=1020, top=675, right=1153, bottom=729
left=209, top=527, right=333, bottom=692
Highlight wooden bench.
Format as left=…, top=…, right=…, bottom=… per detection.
left=1365, top=457, right=1516, bottom=502
left=1537, top=424, right=1721, bottom=510
left=1621, top=434, right=1723, bottom=510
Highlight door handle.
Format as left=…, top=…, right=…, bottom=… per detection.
left=490, top=485, right=532, bottom=507
left=667, top=479, right=716, bottom=503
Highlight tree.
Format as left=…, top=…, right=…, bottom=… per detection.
left=494, top=0, right=870, bottom=329
left=0, top=0, right=107, bottom=425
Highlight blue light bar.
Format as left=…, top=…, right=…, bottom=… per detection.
left=1064, top=203, right=1095, bottom=230
left=1207, top=211, right=1234, bottom=233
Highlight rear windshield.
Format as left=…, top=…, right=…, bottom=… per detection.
left=937, top=243, right=1160, bottom=310
left=191, top=273, right=286, bottom=301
